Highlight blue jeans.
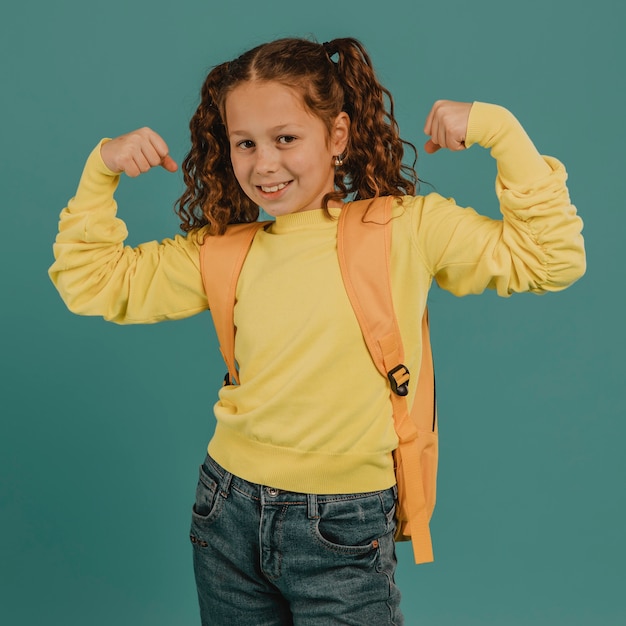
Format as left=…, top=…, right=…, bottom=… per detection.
left=190, top=454, right=404, bottom=625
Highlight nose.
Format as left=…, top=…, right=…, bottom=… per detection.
left=254, top=145, right=279, bottom=175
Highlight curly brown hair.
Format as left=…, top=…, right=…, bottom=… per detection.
left=176, top=37, right=418, bottom=234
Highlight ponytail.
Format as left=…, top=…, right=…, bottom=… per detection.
left=325, top=38, right=418, bottom=202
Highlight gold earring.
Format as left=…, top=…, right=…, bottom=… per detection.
left=334, top=154, right=344, bottom=167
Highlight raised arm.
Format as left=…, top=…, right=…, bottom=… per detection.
left=415, top=101, right=585, bottom=296
left=49, top=129, right=209, bottom=324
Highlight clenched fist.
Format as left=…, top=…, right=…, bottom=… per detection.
left=100, top=127, right=178, bottom=177
left=423, top=100, right=473, bottom=154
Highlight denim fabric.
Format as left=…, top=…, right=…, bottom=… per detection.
left=190, top=454, right=403, bottom=625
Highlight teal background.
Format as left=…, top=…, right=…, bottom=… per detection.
left=1, top=0, right=624, bottom=624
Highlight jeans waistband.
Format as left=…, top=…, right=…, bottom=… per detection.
left=203, top=453, right=397, bottom=508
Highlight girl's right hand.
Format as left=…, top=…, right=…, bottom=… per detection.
left=100, top=127, right=178, bottom=177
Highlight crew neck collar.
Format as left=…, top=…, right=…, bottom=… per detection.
left=270, top=207, right=343, bottom=234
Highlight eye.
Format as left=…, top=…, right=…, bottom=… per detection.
left=236, top=139, right=255, bottom=150
left=277, top=135, right=296, bottom=145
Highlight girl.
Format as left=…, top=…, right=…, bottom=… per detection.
left=49, top=37, right=585, bottom=625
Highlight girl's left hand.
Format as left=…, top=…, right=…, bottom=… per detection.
left=423, top=100, right=472, bottom=154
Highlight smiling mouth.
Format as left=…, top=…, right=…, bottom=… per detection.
left=258, top=181, right=291, bottom=193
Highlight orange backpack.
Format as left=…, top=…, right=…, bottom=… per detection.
left=200, top=196, right=438, bottom=564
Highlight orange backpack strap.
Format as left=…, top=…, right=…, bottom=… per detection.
left=338, top=196, right=435, bottom=564
left=200, top=221, right=270, bottom=385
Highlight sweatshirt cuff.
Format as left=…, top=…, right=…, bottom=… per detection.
left=91, top=138, right=123, bottom=177
left=465, top=101, right=551, bottom=187
left=465, top=101, right=508, bottom=149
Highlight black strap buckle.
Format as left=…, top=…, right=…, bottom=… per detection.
left=387, top=364, right=410, bottom=397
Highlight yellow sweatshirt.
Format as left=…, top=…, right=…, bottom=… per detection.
left=49, top=103, right=585, bottom=494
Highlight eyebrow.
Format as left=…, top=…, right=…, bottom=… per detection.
left=229, top=124, right=304, bottom=138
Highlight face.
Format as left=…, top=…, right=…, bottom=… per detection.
left=225, top=80, right=349, bottom=217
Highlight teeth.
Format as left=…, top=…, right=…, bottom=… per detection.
left=261, top=182, right=288, bottom=193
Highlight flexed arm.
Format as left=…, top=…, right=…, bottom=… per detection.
left=49, top=130, right=209, bottom=324
left=413, top=101, right=585, bottom=296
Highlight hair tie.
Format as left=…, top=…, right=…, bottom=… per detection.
left=322, top=40, right=338, bottom=59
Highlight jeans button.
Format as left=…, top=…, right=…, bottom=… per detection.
left=266, top=487, right=279, bottom=497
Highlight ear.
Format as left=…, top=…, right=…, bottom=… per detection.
left=330, top=112, right=350, bottom=155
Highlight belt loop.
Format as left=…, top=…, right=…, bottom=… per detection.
left=307, top=494, right=319, bottom=519
left=219, top=469, right=233, bottom=497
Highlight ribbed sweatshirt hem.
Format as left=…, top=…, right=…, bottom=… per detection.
left=208, top=423, right=397, bottom=495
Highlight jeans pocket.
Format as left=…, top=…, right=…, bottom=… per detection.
left=191, top=462, right=223, bottom=522
left=313, top=490, right=395, bottom=554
